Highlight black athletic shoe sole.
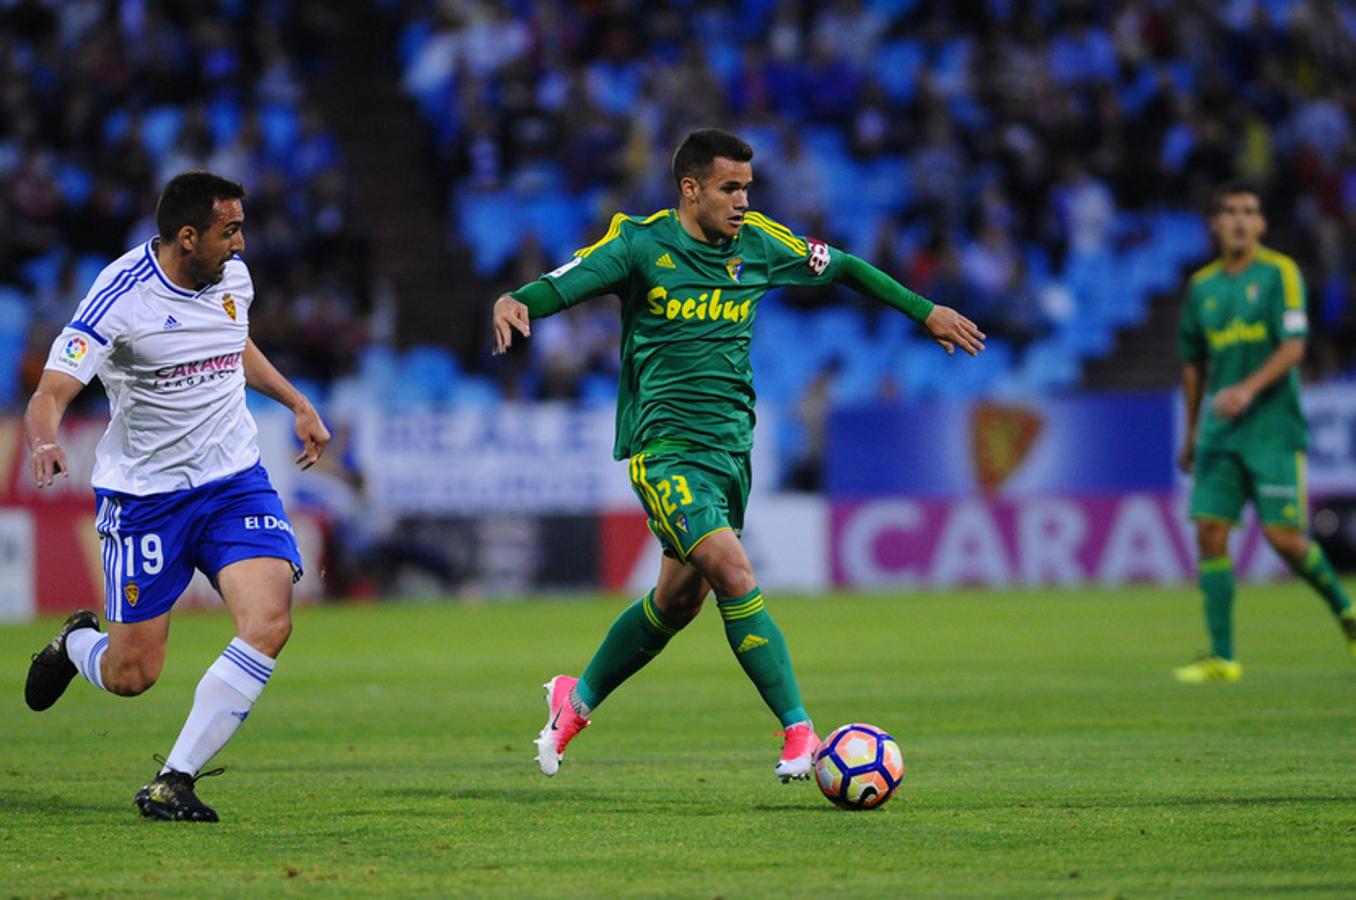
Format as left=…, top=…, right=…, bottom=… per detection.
left=25, top=609, right=100, bottom=711
left=134, top=770, right=221, bottom=822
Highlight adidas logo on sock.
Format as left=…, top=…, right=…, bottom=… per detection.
left=163, top=315, right=182, bottom=330
left=655, top=252, right=675, bottom=269
left=736, top=634, right=768, bottom=654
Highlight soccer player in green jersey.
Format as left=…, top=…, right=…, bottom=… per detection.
left=1175, top=181, right=1355, bottom=683
left=492, top=128, right=985, bottom=780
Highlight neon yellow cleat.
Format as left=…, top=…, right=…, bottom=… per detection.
left=1173, top=655, right=1242, bottom=683
left=1341, top=612, right=1356, bottom=659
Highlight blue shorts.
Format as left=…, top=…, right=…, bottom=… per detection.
left=94, top=462, right=302, bottom=623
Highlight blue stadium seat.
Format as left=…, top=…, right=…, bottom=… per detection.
left=19, top=252, right=63, bottom=295
left=520, top=189, right=592, bottom=263
left=56, top=164, right=93, bottom=207
left=875, top=39, right=926, bottom=103
left=452, top=374, right=502, bottom=408
left=141, top=106, right=184, bottom=160
left=578, top=372, right=619, bottom=407
left=0, top=288, right=30, bottom=407
left=401, top=345, right=461, bottom=407
left=208, top=98, right=243, bottom=146
left=259, top=104, right=299, bottom=160
left=458, top=190, right=520, bottom=276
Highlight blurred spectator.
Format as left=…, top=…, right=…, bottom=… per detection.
left=2, top=0, right=372, bottom=411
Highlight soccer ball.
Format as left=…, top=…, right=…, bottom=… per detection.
left=813, top=723, right=905, bottom=810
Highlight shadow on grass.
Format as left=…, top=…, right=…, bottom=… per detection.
left=376, top=785, right=835, bottom=814
left=977, top=795, right=1356, bottom=812
left=0, top=791, right=134, bottom=817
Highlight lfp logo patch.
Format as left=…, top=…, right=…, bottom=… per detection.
left=62, top=336, right=89, bottom=363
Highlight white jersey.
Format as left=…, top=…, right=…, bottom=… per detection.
left=45, top=238, right=260, bottom=495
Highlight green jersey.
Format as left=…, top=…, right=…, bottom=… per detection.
left=1177, top=246, right=1309, bottom=453
left=518, top=209, right=843, bottom=459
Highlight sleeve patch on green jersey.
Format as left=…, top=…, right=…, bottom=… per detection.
left=807, top=238, right=830, bottom=275
left=547, top=257, right=583, bottom=278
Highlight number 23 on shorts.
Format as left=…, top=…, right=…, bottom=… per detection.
left=656, top=475, right=693, bottom=515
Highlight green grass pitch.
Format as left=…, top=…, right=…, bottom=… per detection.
left=4, top=583, right=1355, bottom=896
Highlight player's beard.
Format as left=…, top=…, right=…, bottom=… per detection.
left=192, top=255, right=230, bottom=288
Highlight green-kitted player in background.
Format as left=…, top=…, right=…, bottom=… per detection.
left=493, top=128, right=984, bottom=780
left=1176, top=181, right=1356, bottom=683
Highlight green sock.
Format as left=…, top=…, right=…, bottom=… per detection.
left=717, top=588, right=808, bottom=727
left=1292, top=543, right=1352, bottom=617
left=1200, top=556, right=1235, bottom=660
left=576, top=590, right=683, bottom=712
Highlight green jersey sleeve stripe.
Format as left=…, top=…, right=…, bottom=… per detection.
left=575, top=210, right=671, bottom=258
left=744, top=211, right=807, bottom=253
left=744, top=219, right=806, bottom=255
left=1189, top=260, right=1223, bottom=285
left=575, top=213, right=629, bottom=258
left=1257, top=248, right=1304, bottom=309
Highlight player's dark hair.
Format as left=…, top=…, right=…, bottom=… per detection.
left=1210, top=179, right=1262, bottom=215
left=156, top=171, right=246, bottom=243
left=672, top=128, right=754, bottom=189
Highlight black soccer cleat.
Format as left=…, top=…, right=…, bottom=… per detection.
left=25, top=609, right=100, bottom=711
left=134, top=764, right=225, bottom=823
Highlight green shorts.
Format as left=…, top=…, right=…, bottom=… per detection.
left=628, top=445, right=751, bottom=563
left=1189, top=447, right=1307, bottom=528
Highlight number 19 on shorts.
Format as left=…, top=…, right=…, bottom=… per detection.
left=121, top=533, right=164, bottom=576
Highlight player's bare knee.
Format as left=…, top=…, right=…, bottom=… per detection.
left=1263, top=527, right=1307, bottom=565
left=656, top=592, right=704, bottom=626
left=238, top=611, right=291, bottom=657
left=710, top=564, right=756, bottom=599
left=1195, top=522, right=1230, bottom=559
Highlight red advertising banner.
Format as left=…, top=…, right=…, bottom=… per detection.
left=0, top=417, right=106, bottom=619
left=0, top=415, right=324, bottom=620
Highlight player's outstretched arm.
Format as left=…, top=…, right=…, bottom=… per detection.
left=834, top=252, right=985, bottom=356
left=492, top=293, right=532, bottom=355
left=24, top=370, right=83, bottom=488
left=242, top=338, right=330, bottom=469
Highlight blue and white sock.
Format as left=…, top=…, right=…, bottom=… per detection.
left=162, top=638, right=275, bottom=776
left=65, top=628, right=108, bottom=691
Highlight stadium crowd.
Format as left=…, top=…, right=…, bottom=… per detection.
left=3, top=0, right=1355, bottom=475
left=394, top=0, right=1356, bottom=396
left=0, top=0, right=372, bottom=409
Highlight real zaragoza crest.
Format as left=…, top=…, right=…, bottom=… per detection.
left=223, top=294, right=237, bottom=320
left=970, top=402, right=1043, bottom=492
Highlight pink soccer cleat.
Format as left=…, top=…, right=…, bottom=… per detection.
left=535, top=675, right=590, bottom=776
left=775, top=721, right=820, bottom=783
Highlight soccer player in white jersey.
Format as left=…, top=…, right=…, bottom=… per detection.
left=22, top=171, right=330, bottom=822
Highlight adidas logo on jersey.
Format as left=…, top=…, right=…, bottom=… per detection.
left=655, top=253, right=675, bottom=269
left=163, top=315, right=182, bottom=330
